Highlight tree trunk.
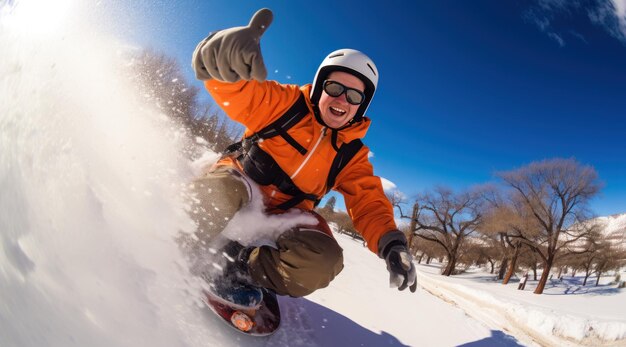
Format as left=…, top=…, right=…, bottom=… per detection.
left=426, top=256, right=432, bottom=264
left=497, top=258, right=508, bottom=280
left=596, top=272, right=602, bottom=286
left=408, top=203, right=418, bottom=248
left=502, top=245, right=521, bottom=285
left=417, top=253, right=424, bottom=264
left=583, top=271, right=590, bottom=286
left=532, top=263, right=537, bottom=280
left=488, top=259, right=495, bottom=274
left=442, top=253, right=457, bottom=276
left=534, top=259, right=553, bottom=294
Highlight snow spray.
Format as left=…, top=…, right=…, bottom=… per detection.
left=0, top=1, right=221, bottom=346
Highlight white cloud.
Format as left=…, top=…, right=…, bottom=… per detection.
left=523, top=0, right=579, bottom=46
left=611, top=0, right=626, bottom=36
left=524, top=0, right=626, bottom=45
left=589, top=0, right=626, bottom=42
left=368, top=151, right=374, bottom=159
left=548, top=32, right=565, bottom=46
left=380, top=177, right=397, bottom=192
left=613, top=0, right=626, bottom=17
left=569, top=30, right=589, bottom=43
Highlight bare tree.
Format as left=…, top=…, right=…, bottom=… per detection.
left=192, top=104, right=241, bottom=152
left=518, top=247, right=541, bottom=280
left=395, top=186, right=485, bottom=276
left=314, top=207, right=362, bottom=243
left=129, top=49, right=242, bottom=155
left=498, top=158, right=602, bottom=294
left=593, top=242, right=626, bottom=286
left=407, top=202, right=419, bottom=251
left=481, top=202, right=516, bottom=281
left=576, top=246, right=602, bottom=286
left=461, top=236, right=500, bottom=273
left=414, top=239, right=446, bottom=265
left=557, top=221, right=607, bottom=285
left=323, top=196, right=337, bottom=212
left=130, top=49, right=200, bottom=126
left=481, top=192, right=543, bottom=284
left=334, top=212, right=355, bottom=235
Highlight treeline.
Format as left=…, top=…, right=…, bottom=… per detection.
left=127, top=49, right=242, bottom=155
left=315, top=196, right=364, bottom=243
left=390, top=158, right=626, bottom=294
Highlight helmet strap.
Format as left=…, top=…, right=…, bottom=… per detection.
left=312, top=104, right=329, bottom=128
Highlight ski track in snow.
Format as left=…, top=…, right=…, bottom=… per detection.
left=416, top=270, right=554, bottom=347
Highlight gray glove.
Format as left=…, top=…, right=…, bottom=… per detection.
left=192, top=8, right=273, bottom=82
left=378, top=230, right=417, bottom=293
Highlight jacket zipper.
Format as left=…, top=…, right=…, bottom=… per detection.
left=290, top=127, right=327, bottom=180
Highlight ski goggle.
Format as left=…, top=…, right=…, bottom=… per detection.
left=322, top=80, right=366, bottom=105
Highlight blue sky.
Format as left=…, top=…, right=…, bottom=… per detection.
left=103, top=0, right=626, bottom=216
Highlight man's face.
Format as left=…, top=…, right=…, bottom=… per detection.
left=318, top=71, right=365, bottom=129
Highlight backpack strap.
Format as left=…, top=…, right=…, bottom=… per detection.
left=224, top=92, right=309, bottom=156
left=325, top=139, right=364, bottom=194
left=239, top=144, right=318, bottom=211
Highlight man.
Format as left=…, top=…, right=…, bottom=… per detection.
left=190, top=8, right=416, bottom=300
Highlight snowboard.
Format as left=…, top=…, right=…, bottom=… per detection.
left=203, top=286, right=281, bottom=336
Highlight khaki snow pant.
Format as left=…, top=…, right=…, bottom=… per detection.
left=190, top=166, right=344, bottom=298
left=191, top=166, right=251, bottom=242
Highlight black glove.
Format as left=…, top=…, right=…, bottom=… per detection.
left=192, top=8, right=273, bottom=82
left=378, top=230, right=417, bottom=293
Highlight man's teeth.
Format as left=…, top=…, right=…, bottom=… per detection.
left=330, top=106, right=346, bottom=115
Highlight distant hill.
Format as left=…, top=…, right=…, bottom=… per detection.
left=591, top=213, right=626, bottom=248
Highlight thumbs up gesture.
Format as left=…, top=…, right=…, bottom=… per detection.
left=193, top=8, right=273, bottom=82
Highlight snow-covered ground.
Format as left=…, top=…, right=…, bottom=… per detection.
left=411, top=258, right=626, bottom=346
left=2, top=1, right=625, bottom=346
left=307, top=233, right=626, bottom=347
left=302, top=232, right=526, bottom=347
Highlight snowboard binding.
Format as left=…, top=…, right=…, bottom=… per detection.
left=201, top=239, right=281, bottom=335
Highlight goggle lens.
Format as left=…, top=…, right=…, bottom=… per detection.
left=323, top=80, right=365, bottom=105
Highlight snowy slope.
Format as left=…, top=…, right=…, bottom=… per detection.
left=414, top=264, right=626, bottom=346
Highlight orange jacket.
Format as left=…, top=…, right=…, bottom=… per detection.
left=205, top=79, right=397, bottom=253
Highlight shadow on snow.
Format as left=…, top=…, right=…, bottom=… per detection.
left=274, top=297, right=411, bottom=347
left=200, top=296, right=530, bottom=347
left=199, top=296, right=410, bottom=346
left=543, top=277, right=622, bottom=296
left=457, top=330, right=526, bottom=347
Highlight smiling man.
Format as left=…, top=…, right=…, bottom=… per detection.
left=190, top=8, right=417, bottom=303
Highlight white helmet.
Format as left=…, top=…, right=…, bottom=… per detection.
left=310, top=49, right=379, bottom=122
